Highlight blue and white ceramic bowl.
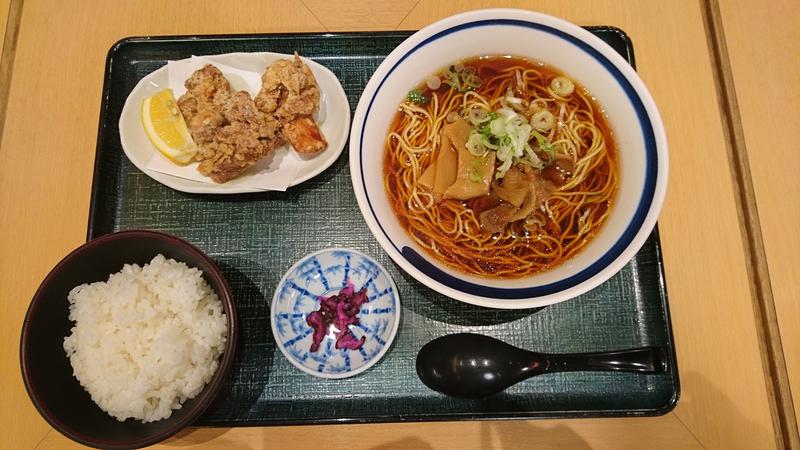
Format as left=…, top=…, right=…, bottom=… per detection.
left=271, top=248, right=400, bottom=379
left=349, top=9, right=668, bottom=309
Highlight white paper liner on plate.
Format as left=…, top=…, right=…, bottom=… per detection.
left=145, top=55, right=303, bottom=191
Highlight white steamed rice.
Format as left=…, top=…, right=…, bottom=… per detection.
left=63, top=254, right=227, bottom=423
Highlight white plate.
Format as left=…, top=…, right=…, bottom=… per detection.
left=119, top=52, right=350, bottom=194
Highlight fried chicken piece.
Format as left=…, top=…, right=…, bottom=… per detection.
left=194, top=91, right=281, bottom=183
left=182, top=64, right=231, bottom=104
left=255, top=53, right=327, bottom=155
left=283, top=117, right=327, bottom=154
left=197, top=123, right=277, bottom=183
left=218, top=91, right=282, bottom=143
left=177, top=66, right=230, bottom=145
left=255, top=53, right=320, bottom=120
left=177, top=64, right=280, bottom=183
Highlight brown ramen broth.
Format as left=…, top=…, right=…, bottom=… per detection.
left=384, top=56, right=618, bottom=278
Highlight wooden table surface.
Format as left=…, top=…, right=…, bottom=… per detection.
left=1, top=1, right=797, bottom=449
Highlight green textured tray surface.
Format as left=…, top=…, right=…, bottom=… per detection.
left=90, top=30, right=678, bottom=425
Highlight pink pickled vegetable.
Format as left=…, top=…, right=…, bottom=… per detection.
left=306, top=311, right=327, bottom=352
left=306, top=280, right=368, bottom=352
left=337, top=332, right=366, bottom=350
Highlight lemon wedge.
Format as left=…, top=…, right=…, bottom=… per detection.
left=141, top=89, right=197, bottom=164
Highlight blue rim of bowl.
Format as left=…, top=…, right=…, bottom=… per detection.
left=270, top=248, right=401, bottom=379
left=357, top=18, right=658, bottom=300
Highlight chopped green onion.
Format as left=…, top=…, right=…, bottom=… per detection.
left=448, top=70, right=462, bottom=92
left=531, top=110, right=554, bottom=131
left=482, top=110, right=541, bottom=178
left=442, top=64, right=482, bottom=92
left=462, top=73, right=482, bottom=89
left=529, top=99, right=548, bottom=112
left=466, top=131, right=487, bottom=156
left=467, top=107, right=490, bottom=126
left=550, top=76, right=575, bottom=97
left=530, top=128, right=556, bottom=160
left=530, top=128, right=549, bottom=147
left=407, top=89, right=428, bottom=104
left=482, top=135, right=499, bottom=150
left=472, top=108, right=551, bottom=179
left=489, top=118, right=505, bottom=136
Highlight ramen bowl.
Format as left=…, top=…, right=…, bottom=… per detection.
left=350, top=9, right=668, bottom=309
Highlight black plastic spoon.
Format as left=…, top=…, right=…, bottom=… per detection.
left=416, top=333, right=667, bottom=398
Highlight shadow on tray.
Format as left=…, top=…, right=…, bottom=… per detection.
left=201, top=257, right=276, bottom=419
left=396, top=269, right=545, bottom=326
left=179, top=153, right=348, bottom=204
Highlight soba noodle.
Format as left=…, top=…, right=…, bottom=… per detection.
left=384, top=56, right=618, bottom=278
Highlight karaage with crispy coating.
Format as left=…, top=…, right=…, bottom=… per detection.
left=177, top=65, right=281, bottom=183
left=170, top=55, right=328, bottom=183
left=255, top=53, right=327, bottom=155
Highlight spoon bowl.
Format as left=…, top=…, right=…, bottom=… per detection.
left=416, top=333, right=666, bottom=398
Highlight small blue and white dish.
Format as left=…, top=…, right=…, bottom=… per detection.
left=271, top=248, right=400, bottom=379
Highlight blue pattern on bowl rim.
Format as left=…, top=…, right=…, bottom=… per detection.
left=358, top=20, right=656, bottom=299
left=271, top=248, right=400, bottom=379
left=349, top=9, right=669, bottom=309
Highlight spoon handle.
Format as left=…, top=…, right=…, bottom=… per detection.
left=544, top=347, right=666, bottom=374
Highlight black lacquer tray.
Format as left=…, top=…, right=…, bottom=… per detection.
left=89, top=29, right=678, bottom=426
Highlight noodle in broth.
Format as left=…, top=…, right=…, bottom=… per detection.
left=384, top=56, right=618, bottom=278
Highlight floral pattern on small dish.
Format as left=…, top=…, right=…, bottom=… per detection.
left=271, top=248, right=400, bottom=379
